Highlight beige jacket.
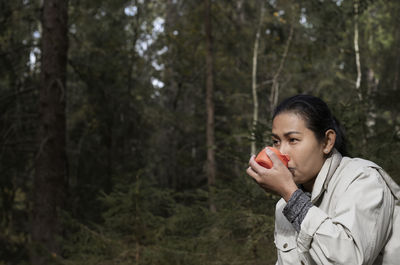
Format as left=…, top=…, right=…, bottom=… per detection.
left=274, top=149, right=400, bottom=265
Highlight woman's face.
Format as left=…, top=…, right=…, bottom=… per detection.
left=271, top=112, right=327, bottom=191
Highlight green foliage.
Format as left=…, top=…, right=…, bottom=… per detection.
left=61, top=173, right=278, bottom=265
left=2, top=0, right=400, bottom=264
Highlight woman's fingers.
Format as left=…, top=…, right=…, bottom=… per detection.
left=248, top=155, right=265, bottom=174
left=247, top=155, right=270, bottom=185
left=246, top=166, right=262, bottom=183
left=247, top=150, right=296, bottom=199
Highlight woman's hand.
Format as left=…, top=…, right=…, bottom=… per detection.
left=247, top=148, right=298, bottom=202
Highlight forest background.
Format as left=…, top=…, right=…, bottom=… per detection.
left=1, top=0, right=400, bottom=264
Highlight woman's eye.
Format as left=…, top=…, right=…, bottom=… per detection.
left=272, top=139, right=280, bottom=146
left=289, top=138, right=298, bottom=143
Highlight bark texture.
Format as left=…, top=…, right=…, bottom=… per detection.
left=269, top=23, right=294, bottom=115
left=31, top=0, right=69, bottom=264
left=204, top=0, right=216, bottom=213
left=354, top=0, right=363, bottom=101
left=251, top=2, right=264, bottom=156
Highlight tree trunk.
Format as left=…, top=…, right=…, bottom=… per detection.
left=353, top=0, right=367, bottom=153
left=235, top=0, right=245, bottom=24
left=31, top=0, right=69, bottom=264
left=353, top=0, right=363, bottom=102
left=251, top=1, right=265, bottom=155
left=366, top=68, right=378, bottom=138
left=161, top=0, right=179, bottom=189
left=135, top=173, right=140, bottom=264
left=269, top=24, right=294, bottom=115
left=204, top=0, right=216, bottom=213
left=392, top=2, right=400, bottom=91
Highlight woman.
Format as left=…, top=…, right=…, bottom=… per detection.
left=246, top=95, right=400, bottom=265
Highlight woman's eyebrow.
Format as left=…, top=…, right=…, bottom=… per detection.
left=271, top=131, right=302, bottom=138
left=284, top=131, right=302, bottom=137
left=271, top=133, right=279, bottom=138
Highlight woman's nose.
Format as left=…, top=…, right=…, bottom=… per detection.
left=279, top=144, right=289, bottom=156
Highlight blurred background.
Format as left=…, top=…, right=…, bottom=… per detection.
left=1, top=0, right=400, bottom=264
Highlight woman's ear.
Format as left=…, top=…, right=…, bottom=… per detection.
left=323, top=129, right=336, bottom=154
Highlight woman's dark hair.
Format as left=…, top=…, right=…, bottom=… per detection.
left=273, top=94, right=349, bottom=156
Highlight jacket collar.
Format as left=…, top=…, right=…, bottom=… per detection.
left=311, top=149, right=342, bottom=203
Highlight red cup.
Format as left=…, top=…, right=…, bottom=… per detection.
left=255, top=147, right=290, bottom=168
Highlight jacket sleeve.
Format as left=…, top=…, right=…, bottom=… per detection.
left=296, top=167, right=394, bottom=265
